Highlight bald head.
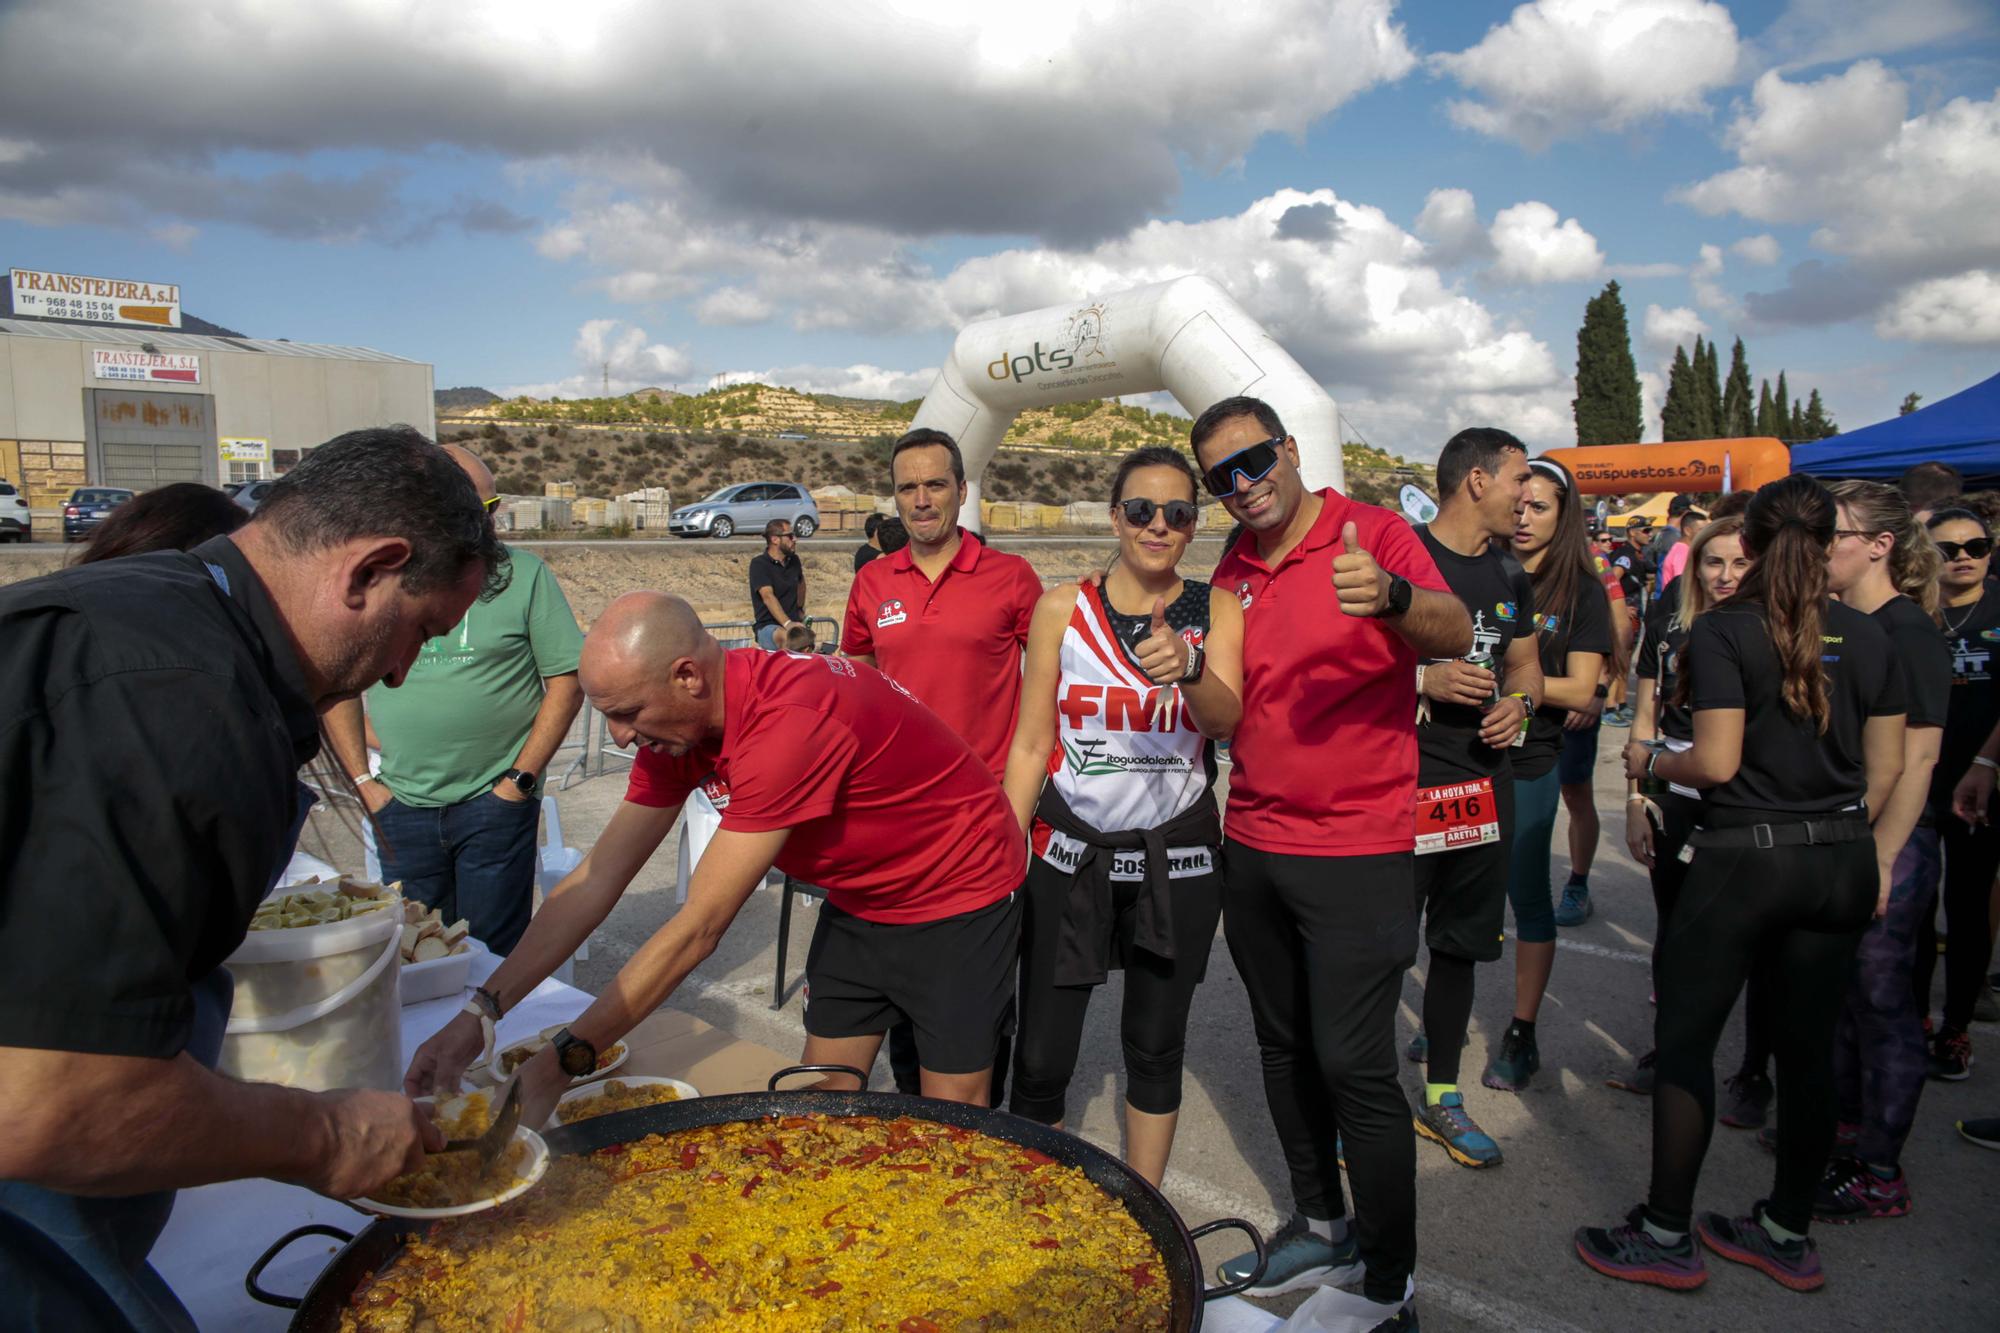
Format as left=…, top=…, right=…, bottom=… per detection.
left=581, top=592, right=726, bottom=754
left=442, top=444, right=496, bottom=503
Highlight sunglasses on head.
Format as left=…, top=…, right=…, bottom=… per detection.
left=1937, top=537, right=1994, bottom=560
left=482, top=495, right=501, bottom=511
left=1118, top=496, right=1199, bottom=530
left=1201, top=436, right=1285, bottom=498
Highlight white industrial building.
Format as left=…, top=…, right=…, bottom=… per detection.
left=0, top=315, right=435, bottom=515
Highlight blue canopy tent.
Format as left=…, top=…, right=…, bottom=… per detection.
left=1791, top=371, right=2000, bottom=486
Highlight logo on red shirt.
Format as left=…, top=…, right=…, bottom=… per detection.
left=1180, top=626, right=1205, bottom=650
left=699, top=774, right=730, bottom=809
left=876, top=598, right=908, bottom=628
left=1236, top=580, right=1254, bottom=611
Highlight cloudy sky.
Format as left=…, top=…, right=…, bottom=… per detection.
left=3, top=0, right=1994, bottom=459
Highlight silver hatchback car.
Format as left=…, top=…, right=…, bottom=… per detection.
left=669, top=481, right=820, bottom=539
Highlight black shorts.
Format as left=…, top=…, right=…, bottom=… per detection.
left=1557, top=719, right=1602, bottom=786
left=1412, top=770, right=1514, bottom=963
left=803, top=890, right=1022, bottom=1075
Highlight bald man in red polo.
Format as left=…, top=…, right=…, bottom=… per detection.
left=406, top=592, right=1026, bottom=1122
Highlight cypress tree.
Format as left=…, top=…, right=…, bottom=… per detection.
left=1661, top=345, right=1696, bottom=441
left=1572, top=280, right=1644, bottom=446
left=1789, top=400, right=1806, bottom=440
left=1721, top=338, right=1754, bottom=437
left=1689, top=336, right=1717, bottom=438
left=1899, top=392, right=1923, bottom=416
left=1774, top=372, right=1791, bottom=438
left=1755, top=379, right=1776, bottom=436
left=1802, top=388, right=1837, bottom=439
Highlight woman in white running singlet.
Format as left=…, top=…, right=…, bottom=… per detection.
left=1001, top=446, right=1244, bottom=1186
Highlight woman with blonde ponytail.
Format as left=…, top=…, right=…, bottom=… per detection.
left=1810, top=479, right=1953, bottom=1222
left=1577, top=474, right=1906, bottom=1294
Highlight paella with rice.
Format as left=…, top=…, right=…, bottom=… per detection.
left=338, top=1113, right=1170, bottom=1331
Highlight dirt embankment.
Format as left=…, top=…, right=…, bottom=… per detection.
left=0, top=538, right=1231, bottom=639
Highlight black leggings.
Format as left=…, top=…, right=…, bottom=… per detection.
left=1647, top=811, right=1875, bottom=1236
left=1011, top=854, right=1223, bottom=1124
left=1913, top=813, right=2000, bottom=1033
left=1224, top=841, right=1418, bottom=1305
left=1646, top=791, right=1702, bottom=933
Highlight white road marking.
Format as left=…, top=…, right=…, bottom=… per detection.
left=1553, top=936, right=1651, bottom=965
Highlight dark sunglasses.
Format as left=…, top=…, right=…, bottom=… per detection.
left=1937, top=537, right=1994, bottom=560
left=1201, top=436, right=1284, bottom=498
left=1118, top=496, right=1199, bottom=530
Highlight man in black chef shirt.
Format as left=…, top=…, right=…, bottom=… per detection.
left=0, top=427, right=508, bottom=1332
left=1609, top=517, right=1650, bottom=606
left=1407, top=429, right=1544, bottom=1168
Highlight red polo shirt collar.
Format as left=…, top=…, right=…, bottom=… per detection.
left=1223, top=489, right=1345, bottom=574
left=888, top=526, right=987, bottom=577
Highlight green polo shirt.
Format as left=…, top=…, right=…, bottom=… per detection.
left=368, top=546, right=584, bottom=807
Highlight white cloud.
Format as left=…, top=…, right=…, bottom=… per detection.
left=1641, top=303, right=1709, bottom=358
left=1676, top=62, right=2000, bottom=273
left=1752, top=0, right=1991, bottom=72
left=1875, top=270, right=2000, bottom=345
left=1690, top=244, right=1737, bottom=315
left=0, top=0, right=1416, bottom=245
left=506, top=319, right=692, bottom=398
left=1414, top=188, right=1494, bottom=267
left=695, top=287, right=776, bottom=326
left=1638, top=370, right=1665, bottom=444
left=1434, top=0, right=1741, bottom=149
left=1487, top=201, right=1605, bottom=283
left=710, top=363, right=939, bottom=402
left=1730, top=234, right=1781, bottom=264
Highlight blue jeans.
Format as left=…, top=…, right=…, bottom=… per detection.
left=374, top=788, right=540, bottom=954
left=756, top=622, right=782, bottom=650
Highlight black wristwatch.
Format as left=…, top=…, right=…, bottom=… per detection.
left=502, top=768, right=539, bottom=797
left=1381, top=574, right=1413, bottom=618
left=550, top=1027, right=597, bottom=1079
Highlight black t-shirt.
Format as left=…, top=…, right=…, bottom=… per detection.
left=1608, top=543, right=1646, bottom=600
left=1935, top=588, right=2000, bottom=813
left=1639, top=579, right=1693, bottom=742
left=854, top=543, right=881, bottom=572
left=1871, top=594, right=1951, bottom=729
left=1413, top=527, right=1536, bottom=782
left=748, top=550, right=804, bottom=628
left=0, top=537, right=321, bottom=1058
left=1515, top=564, right=1616, bottom=780
left=1688, top=599, right=1904, bottom=814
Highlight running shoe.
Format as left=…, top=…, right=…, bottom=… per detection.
left=1605, top=705, right=1635, bottom=727
left=1718, top=1071, right=1774, bottom=1128
left=1554, top=883, right=1593, bottom=926
left=1927, top=1028, right=1974, bottom=1081
left=1216, top=1213, right=1360, bottom=1295
left=1696, top=1204, right=1824, bottom=1292
left=1574, top=1207, right=1707, bottom=1290
left=1974, top=990, right=2000, bottom=1024
left=1756, top=1121, right=1859, bottom=1156
left=1813, top=1155, right=1912, bottom=1223
left=1957, top=1117, right=2000, bottom=1151
left=1605, top=1050, right=1656, bottom=1096
left=1482, top=1024, right=1540, bottom=1092
left=1414, top=1091, right=1503, bottom=1168
left=1406, top=1031, right=1428, bottom=1063
left=1331, top=1278, right=1419, bottom=1331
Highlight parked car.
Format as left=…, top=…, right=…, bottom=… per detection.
left=234, top=479, right=278, bottom=513
left=0, top=480, right=29, bottom=543
left=61, top=487, right=135, bottom=543
left=668, top=482, right=819, bottom=539
left=776, top=430, right=809, bottom=441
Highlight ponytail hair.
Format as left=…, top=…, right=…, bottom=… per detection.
left=1734, top=474, right=1836, bottom=731
left=1828, top=478, right=1940, bottom=616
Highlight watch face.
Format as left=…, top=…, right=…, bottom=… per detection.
left=555, top=1032, right=596, bottom=1077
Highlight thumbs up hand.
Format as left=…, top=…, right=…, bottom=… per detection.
left=1332, top=521, right=1389, bottom=617
left=1133, top=596, right=1189, bottom=686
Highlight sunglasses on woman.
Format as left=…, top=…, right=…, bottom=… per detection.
left=1937, top=537, right=1994, bottom=560
left=1201, top=436, right=1284, bottom=498
left=1119, top=496, right=1199, bottom=530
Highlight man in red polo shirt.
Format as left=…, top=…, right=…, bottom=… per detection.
left=842, top=427, right=1044, bottom=778
left=1197, top=397, right=1468, bottom=1328
left=406, top=591, right=1026, bottom=1118
left=843, top=427, right=1044, bottom=1096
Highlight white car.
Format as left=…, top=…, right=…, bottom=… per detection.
left=0, top=480, right=29, bottom=542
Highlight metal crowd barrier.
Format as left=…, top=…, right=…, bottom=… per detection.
left=557, top=615, right=842, bottom=789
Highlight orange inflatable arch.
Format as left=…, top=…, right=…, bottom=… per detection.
left=1543, top=438, right=1790, bottom=496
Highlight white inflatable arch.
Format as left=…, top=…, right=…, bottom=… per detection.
left=908, top=275, right=1340, bottom=532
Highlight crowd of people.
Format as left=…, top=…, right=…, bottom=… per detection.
left=0, top=410, right=1994, bottom=1330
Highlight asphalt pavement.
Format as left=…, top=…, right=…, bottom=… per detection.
left=294, top=715, right=1998, bottom=1332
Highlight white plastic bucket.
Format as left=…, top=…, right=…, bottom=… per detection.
left=219, top=907, right=404, bottom=1092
